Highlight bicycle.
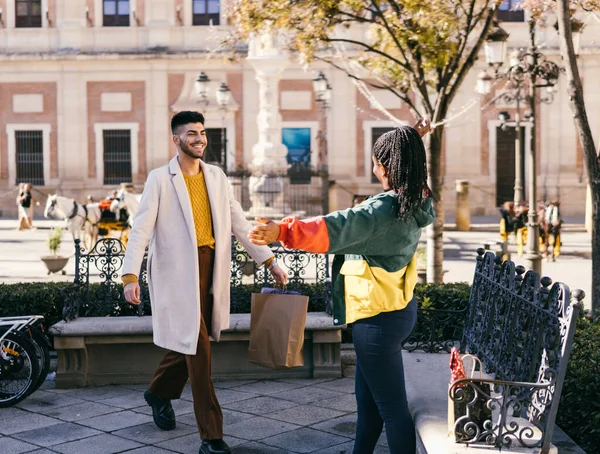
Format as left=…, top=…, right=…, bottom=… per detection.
left=0, top=316, right=51, bottom=407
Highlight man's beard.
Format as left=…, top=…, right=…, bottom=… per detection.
left=180, top=141, right=206, bottom=160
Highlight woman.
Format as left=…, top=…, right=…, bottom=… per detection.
left=16, top=183, right=32, bottom=230
left=249, top=124, right=435, bottom=454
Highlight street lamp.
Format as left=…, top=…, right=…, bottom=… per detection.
left=313, top=71, right=332, bottom=213
left=479, top=19, right=564, bottom=275
left=554, top=17, right=585, bottom=56
left=194, top=72, right=232, bottom=170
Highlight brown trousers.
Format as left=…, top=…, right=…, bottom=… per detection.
left=148, top=246, right=223, bottom=440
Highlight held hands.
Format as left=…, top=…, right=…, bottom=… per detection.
left=124, top=282, right=141, bottom=305
left=413, top=118, right=432, bottom=137
left=248, top=218, right=281, bottom=246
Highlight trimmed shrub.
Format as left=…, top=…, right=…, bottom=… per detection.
left=556, top=315, right=600, bottom=453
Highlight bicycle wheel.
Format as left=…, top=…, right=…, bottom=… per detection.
left=27, top=327, right=51, bottom=394
left=0, top=332, right=40, bottom=407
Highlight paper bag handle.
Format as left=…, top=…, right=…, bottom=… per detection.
left=461, top=354, right=484, bottom=379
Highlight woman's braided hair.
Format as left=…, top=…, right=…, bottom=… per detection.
left=373, top=126, right=431, bottom=220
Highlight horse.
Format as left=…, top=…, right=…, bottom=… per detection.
left=44, top=195, right=102, bottom=250
left=109, top=189, right=141, bottom=226
left=541, top=201, right=562, bottom=261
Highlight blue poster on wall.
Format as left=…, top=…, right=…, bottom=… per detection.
left=282, top=128, right=311, bottom=167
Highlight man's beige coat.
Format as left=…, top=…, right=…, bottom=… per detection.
left=122, top=157, right=272, bottom=354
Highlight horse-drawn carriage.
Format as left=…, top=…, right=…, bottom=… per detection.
left=44, top=186, right=140, bottom=251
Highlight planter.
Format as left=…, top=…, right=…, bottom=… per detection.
left=41, top=256, right=69, bottom=275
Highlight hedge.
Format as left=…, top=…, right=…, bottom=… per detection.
left=556, top=315, right=600, bottom=453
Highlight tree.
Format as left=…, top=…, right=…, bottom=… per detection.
left=521, top=0, right=599, bottom=314
left=229, top=0, right=502, bottom=283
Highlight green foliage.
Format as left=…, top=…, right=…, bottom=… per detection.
left=47, top=228, right=63, bottom=256
left=556, top=315, right=600, bottom=452
left=229, top=0, right=500, bottom=120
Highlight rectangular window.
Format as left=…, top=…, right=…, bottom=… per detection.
left=193, top=0, right=220, bottom=26
left=103, top=0, right=130, bottom=27
left=205, top=128, right=227, bottom=169
left=283, top=127, right=312, bottom=184
left=15, top=130, right=44, bottom=186
left=103, top=129, right=132, bottom=185
left=371, top=127, right=395, bottom=183
left=497, top=0, right=524, bottom=22
left=15, top=0, right=42, bottom=28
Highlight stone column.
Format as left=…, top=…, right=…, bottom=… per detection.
left=245, top=30, right=290, bottom=218
left=455, top=180, right=471, bottom=231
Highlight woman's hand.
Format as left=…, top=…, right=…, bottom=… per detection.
left=248, top=218, right=281, bottom=245
left=413, top=118, right=431, bottom=137
left=269, top=264, right=289, bottom=285
left=124, top=282, right=141, bottom=305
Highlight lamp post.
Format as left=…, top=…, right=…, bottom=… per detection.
left=194, top=72, right=232, bottom=171
left=478, top=19, right=563, bottom=274
left=313, top=71, right=332, bottom=213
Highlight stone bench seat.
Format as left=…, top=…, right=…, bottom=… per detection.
left=50, top=312, right=342, bottom=388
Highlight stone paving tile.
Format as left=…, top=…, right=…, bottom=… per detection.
left=210, top=389, right=257, bottom=406
left=155, top=433, right=246, bottom=454
left=112, top=422, right=197, bottom=445
left=15, top=391, right=86, bottom=413
left=51, top=433, right=143, bottom=454
left=0, top=406, right=30, bottom=422
left=0, top=437, right=39, bottom=454
left=222, top=396, right=299, bottom=416
left=41, top=401, right=117, bottom=422
left=65, top=386, right=135, bottom=402
left=313, top=378, right=356, bottom=394
left=26, top=449, right=59, bottom=454
left=269, top=386, right=346, bottom=406
left=123, top=447, right=179, bottom=454
left=231, top=442, right=288, bottom=453
left=97, top=391, right=148, bottom=409
left=232, top=381, right=307, bottom=396
left=266, top=405, right=347, bottom=427
left=12, top=422, right=100, bottom=447
left=77, top=410, right=153, bottom=432
left=313, top=440, right=389, bottom=454
left=213, top=380, right=260, bottom=389
left=132, top=398, right=196, bottom=417
left=261, top=427, right=351, bottom=454
left=309, top=414, right=357, bottom=439
left=223, top=416, right=300, bottom=441
left=274, top=378, right=335, bottom=386
left=178, top=408, right=254, bottom=428
left=312, top=394, right=357, bottom=413
left=0, top=413, right=61, bottom=436
left=117, top=384, right=151, bottom=392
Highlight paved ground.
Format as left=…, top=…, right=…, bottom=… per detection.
left=1, top=377, right=385, bottom=454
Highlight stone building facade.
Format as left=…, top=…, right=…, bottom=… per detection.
left=0, top=0, right=594, bottom=216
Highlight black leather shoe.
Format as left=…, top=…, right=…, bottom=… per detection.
left=144, top=390, right=176, bottom=431
left=199, top=439, right=231, bottom=454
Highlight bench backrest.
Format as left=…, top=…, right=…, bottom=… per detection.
left=463, top=249, right=583, bottom=385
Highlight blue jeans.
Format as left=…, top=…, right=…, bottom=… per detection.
left=352, top=298, right=417, bottom=454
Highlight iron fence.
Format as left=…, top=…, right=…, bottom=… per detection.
left=227, top=169, right=329, bottom=218
left=61, top=237, right=331, bottom=321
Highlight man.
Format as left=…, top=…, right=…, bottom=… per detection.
left=122, top=111, right=287, bottom=454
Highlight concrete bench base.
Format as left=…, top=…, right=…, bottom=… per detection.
left=403, top=352, right=585, bottom=454
left=50, top=313, right=341, bottom=388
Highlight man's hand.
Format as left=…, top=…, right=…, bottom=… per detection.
left=270, top=265, right=289, bottom=285
left=248, top=218, right=281, bottom=245
left=124, top=282, right=141, bottom=305
left=413, top=118, right=432, bottom=137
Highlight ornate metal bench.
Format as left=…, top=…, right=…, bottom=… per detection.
left=449, top=249, right=584, bottom=452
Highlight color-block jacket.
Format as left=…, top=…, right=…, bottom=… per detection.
left=277, top=192, right=436, bottom=325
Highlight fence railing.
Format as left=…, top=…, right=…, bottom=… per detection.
left=62, top=237, right=332, bottom=321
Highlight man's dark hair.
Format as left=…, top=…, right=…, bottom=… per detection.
left=373, top=126, right=431, bottom=220
left=171, top=111, right=205, bottom=134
